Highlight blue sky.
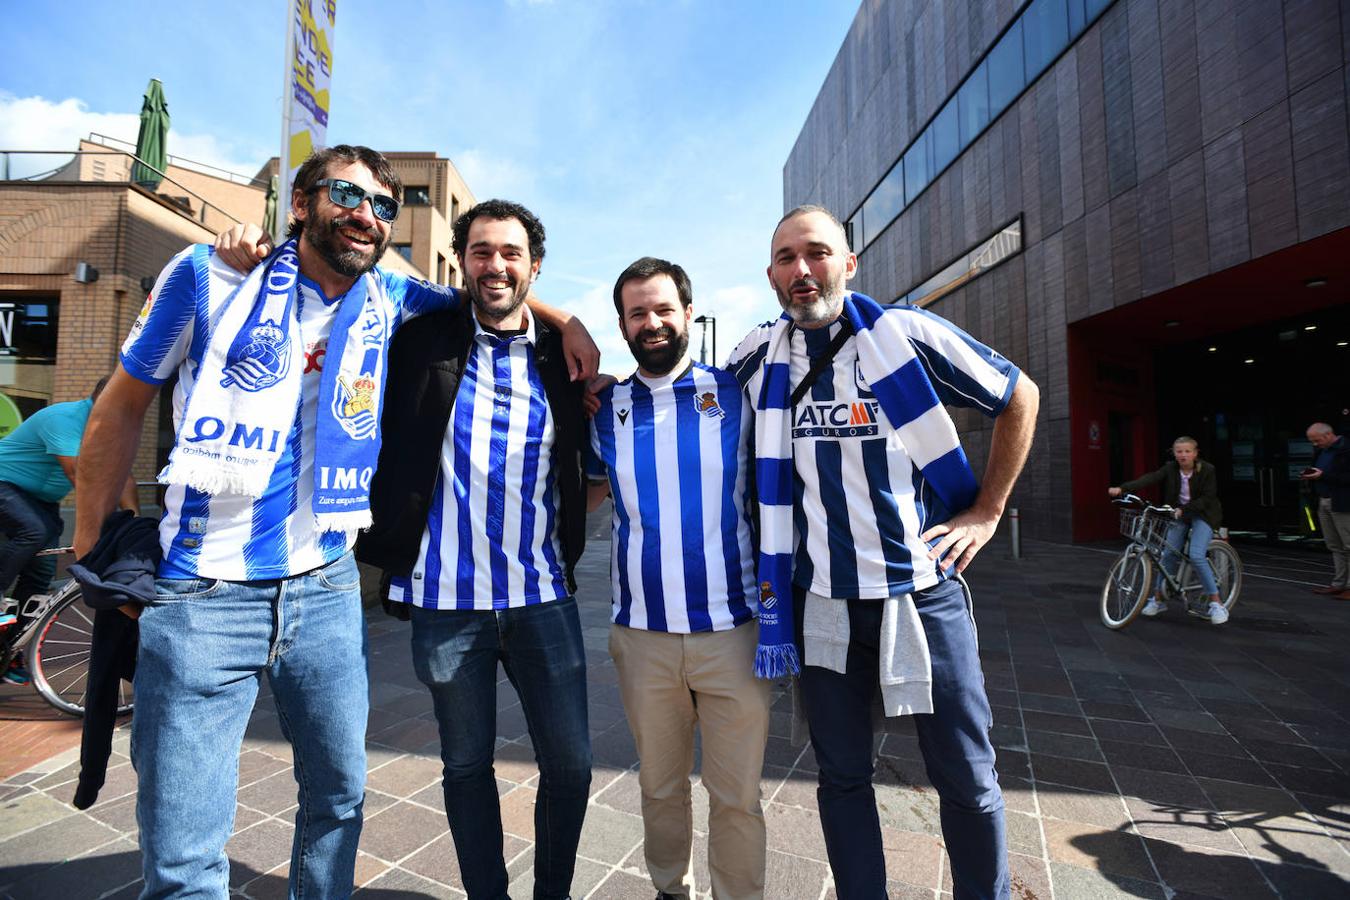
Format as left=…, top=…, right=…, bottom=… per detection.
left=2, top=0, right=858, bottom=372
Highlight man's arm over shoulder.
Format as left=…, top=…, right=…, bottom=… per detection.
left=121, top=245, right=213, bottom=385
left=383, top=270, right=461, bottom=326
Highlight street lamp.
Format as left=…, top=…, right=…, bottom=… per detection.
left=694, top=315, right=716, bottom=365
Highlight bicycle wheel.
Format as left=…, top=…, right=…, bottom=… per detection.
left=1206, top=541, right=1242, bottom=612
left=31, top=583, right=134, bottom=718
left=1101, top=547, right=1153, bottom=630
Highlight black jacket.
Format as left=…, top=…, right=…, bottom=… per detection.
left=1316, top=436, right=1350, bottom=513
left=1122, top=459, right=1223, bottom=529
left=354, top=305, right=588, bottom=607
left=68, top=510, right=159, bottom=810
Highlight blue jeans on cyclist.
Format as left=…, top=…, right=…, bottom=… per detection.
left=1155, top=518, right=1219, bottom=596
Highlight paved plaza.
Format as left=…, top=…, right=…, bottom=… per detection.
left=2, top=513, right=1350, bottom=899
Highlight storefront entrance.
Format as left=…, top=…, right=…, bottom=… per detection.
left=1069, top=226, right=1350, bottom=543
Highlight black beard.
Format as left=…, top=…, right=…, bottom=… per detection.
left=465, top=276, right=529, bottom=325
left=628, top=326, right=689, bottom=376
left=303, top=201, right=389, bottom=278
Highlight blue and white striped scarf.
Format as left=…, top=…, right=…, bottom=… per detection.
left=750, top=292, right=980, bottom=678
left=162, top=239, right=390, bottom=534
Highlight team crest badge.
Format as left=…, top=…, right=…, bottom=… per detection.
left=334, top=373, right=379, bottom=440
left=759, top=580, right=777, bottom=610
left=221, top=322, right=290, bottom=391
left=695, top=391, right=725, bottom=419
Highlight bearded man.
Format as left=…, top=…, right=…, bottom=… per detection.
left=353, top=199, right=594, bottom=900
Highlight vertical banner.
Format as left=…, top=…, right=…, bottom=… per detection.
left=279, top=0, right=336, bottom=222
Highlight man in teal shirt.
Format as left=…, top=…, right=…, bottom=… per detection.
left=0, top=379, right=137, bottom=682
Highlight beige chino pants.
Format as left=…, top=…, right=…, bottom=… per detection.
left=609, top=619, right=772, bottom=900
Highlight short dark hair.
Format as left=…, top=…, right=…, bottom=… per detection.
left=612, top=257, right=693, bottom=316
left=90, top=377, right=110, bottom=401
left=286, top=145, right=403, bottom=238
left=451, top=200, right=546, bottom=265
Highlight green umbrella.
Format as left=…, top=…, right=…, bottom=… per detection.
left=261, top=175, right=279, bottom=240
left=131, top=78, right=169, bottom=190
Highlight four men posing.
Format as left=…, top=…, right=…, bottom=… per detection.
left=76, top=142, right=1035, bottom=898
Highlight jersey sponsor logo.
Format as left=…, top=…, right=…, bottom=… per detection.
left=304, top=341, right=327, bottom=374
left=695, top=391, right=725, bottom=419
left=616, top=408, right=630, bottom=426
left=792, top=399, right=882, bottom=439
left=127, top=293, right=154, bottom=343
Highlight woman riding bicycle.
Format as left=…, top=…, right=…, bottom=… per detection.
left=1108, top=435, right=1228, bottom=624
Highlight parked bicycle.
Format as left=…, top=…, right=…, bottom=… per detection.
left=0, top=546, right=133, bottom=717
left=1100, top=494, right=1243, bottom=630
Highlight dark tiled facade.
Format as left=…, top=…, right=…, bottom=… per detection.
left=783, top=0, right=1350, bottom=542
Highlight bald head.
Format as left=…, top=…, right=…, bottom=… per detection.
left=1308, top=422, right=1338, bottom=449
left=772, top=205, right=849, bottom=254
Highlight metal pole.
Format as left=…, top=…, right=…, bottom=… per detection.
left=1009, top=507, right=1021, bottom=559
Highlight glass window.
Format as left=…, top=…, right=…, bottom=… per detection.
left=404, top=186, right=431, bottom=206
left=394, top=244, right=413, bottom=262
left=958, top=62, right=990, bottom=145
left=1023, top=0, right=1070, bottom=81
left=987, top=18, right=1025, bottom=114
left=904, top=131, right=931, bottom=205
left=862, top=163, right=905, bottom=247
left=847, top=213, right=862, bottom=252
left=1086, top=0, right=1112, bottom=18
left=0, top=296, right=60, bottom=420
left=1067, top=0, right=1087, bottom=35
left=931, top=99, right=960, bottom=174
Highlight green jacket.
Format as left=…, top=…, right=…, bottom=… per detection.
left=1122, top=459, right=1223, bottom=529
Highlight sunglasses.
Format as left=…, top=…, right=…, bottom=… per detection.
left=310, top=178, right=401, bottom=222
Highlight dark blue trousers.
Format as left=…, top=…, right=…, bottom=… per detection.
left=795, top=578, right=1009, bottom=900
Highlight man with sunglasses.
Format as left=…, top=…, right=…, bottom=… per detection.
left=74, top=146, right=598, bottom=899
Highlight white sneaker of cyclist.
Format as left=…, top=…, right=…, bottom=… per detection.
left=1141, top=597, right=1166, bottom=617
left=1207, top=601, right=1229, bottom=625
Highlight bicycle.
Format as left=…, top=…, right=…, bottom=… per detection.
left=0, top=546, right=134, bottom=717
left=1100, top=494, right=1243, bottom=630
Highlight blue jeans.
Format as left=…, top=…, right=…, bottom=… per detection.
left=133, top=552, right=368, bottom=899
left=795, top=579, right=1008, bottom=900
left=1155, top=519, right=1218, bottom=596
left=410, top=597, right=592, bottom=900
left=0, top=481, right=63, bottom=605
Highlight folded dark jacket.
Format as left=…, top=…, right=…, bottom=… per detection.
left=68, top=509, right=160, bottom=809
left=68, top=510, right=161, bottom=610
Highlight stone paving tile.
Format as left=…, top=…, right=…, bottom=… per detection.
left=6, top=535, right=1350, bottom=898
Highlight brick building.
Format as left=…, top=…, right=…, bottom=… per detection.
left=786, top=0, right=1350, bottom=543
left=0, top=136, right=475, bottom=493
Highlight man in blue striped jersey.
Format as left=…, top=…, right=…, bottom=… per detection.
left=726, top=207, right=1039, bottom=900
left=75, top=151, right=597, bottom=899
left=588, top=257, right=770, bottom=900
left=355, top=200, right=593, bottom=900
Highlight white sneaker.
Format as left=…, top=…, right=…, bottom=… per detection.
left=1140, top=597, right=1166, bottom=617
left=1207, top=601, right=1229, bottom=625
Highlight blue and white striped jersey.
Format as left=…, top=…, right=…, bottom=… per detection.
left=589, top=361, right=757, bottom=633
left=727, top=305, right=1018, bottom=599
left=387, top=309, right=568, bottom=610
left=120, top=244, right=460, bottom=580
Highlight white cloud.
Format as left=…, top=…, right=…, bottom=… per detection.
left=0, top=93, right=266, bottom=180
